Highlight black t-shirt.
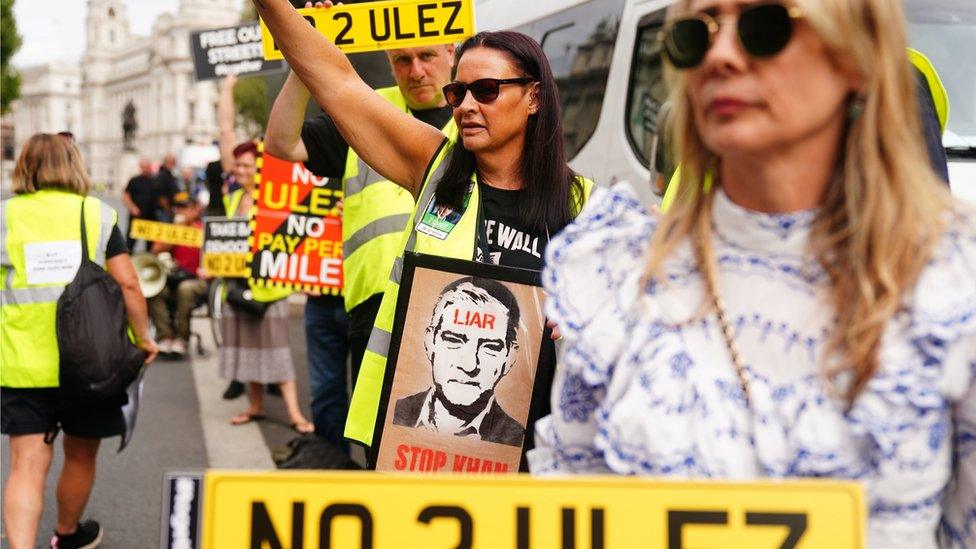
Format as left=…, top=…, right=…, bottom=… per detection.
left=475, top=182, right=548, bottom=271
left=472, top=182, right=556, bottom=468
left=204, top=160, right=226, bottom=216
left=125, top=175, right=159, bottom=220
left=300, top=106, right=454, bottom=178
left=156, top=167, right=181, bottom=200
left=106, top=224, right=128, bottom=258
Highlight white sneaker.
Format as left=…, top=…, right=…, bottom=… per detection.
left=171, top=339, right=187, bottom=357
left=158, top=338, right=174, bottom=354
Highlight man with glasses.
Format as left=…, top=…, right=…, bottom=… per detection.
left=264, top=42, right=456, bottom=454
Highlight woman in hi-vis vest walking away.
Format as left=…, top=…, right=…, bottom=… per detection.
left=1, top=134, right=158, bottom=549
left=531, top=0, right=975, bottom=547
left=253, top=0, right=594, bottom=462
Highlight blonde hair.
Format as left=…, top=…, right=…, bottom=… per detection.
left=12, top=133, right=92, bottom=195
left=649, top=0, right=953, bottom=402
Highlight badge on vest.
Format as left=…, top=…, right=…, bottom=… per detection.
left=416, top=187, right=472, bottom=241
left=24, top=241, right=82, bottom=285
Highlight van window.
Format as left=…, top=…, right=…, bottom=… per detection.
left=514, top=0, right=627, bottom=159
left=626, top=13, right=669, bottom=170
left=905, top=0, right=976, bottom=155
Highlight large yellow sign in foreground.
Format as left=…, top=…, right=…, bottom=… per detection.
left=202, top=471, right=865, bottom=548
left=261, top=0, right=475, bottom=59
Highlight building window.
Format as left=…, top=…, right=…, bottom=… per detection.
left=109, top=29, right=115, bottom=44
left=108, top=7, right=115, bottom=17
left=188, top=101, right=195, bottom=124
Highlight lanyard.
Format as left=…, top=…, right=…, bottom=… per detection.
left=474, top=180, right=492, bottom=263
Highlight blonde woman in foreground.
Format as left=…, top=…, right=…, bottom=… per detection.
left=529, top=0, right=975, bottom=547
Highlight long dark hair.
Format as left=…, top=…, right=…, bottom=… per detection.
left=433, top=31, right=583, bottom=234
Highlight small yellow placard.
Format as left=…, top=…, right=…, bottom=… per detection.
left=261, top=0, right=475, bottom=59
left=202, top=217, right=250, bottom=278
left=202, top=471, right=865, bottom=548
left=202, top=253, right=248, bottom=278
left=128, top=219, right=203, bottom=248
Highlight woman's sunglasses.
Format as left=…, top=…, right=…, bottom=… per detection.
left=443, top=77, right=535, bottom=108
left=662, top=2, right=803, bottom=69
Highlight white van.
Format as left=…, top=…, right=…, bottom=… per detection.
left=475, top=0, right=976, bottom=205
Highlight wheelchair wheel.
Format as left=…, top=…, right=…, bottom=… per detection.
left=208, top=279, right=224, bottom=348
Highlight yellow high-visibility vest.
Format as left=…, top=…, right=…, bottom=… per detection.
left=1, top=191, right=117, bottom=387
left=223, top=188, right=246, bottom=221
left=340, top=86, right=457, bottom=312
left=343, top=139, right=594, bottom=446
left=907, top=48, right=949, bottom=133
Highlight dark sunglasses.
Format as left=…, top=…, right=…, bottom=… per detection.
left=443, top=77, right=535, bottom=108
left=662, top=2, right=803, bottom=69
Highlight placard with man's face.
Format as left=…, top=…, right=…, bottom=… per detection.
left=373, top=254, right=546, bottom=473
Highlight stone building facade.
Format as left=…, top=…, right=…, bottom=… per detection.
left=7, top=0, right=239, bottom=192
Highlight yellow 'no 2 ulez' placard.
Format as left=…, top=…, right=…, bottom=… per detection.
left=203, top=471, right=865, bottom=548
left=129, top=219, right=203, bottom=248
left=261, top=0, right=475, bottom=59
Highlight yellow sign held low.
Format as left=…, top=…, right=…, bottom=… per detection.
left=261, top=0, right=475, bottom=59
left=199, top=471, right=865, bottom=548
left=129, top=220, right=203, bottom=248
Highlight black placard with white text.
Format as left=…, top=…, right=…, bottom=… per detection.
left=190, top=22, right=285, bottom=82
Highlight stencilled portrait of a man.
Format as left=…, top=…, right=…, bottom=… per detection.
left=392, top=276, right=524, bottom=447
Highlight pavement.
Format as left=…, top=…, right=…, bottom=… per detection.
left=0, top=312, right=345, bottom=548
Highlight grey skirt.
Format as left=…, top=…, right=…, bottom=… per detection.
left=219, top=299, right=295, bottom=384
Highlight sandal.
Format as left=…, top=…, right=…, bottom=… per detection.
left=290, top=420, right=315, bottom=434
left=230, top=412, right=266, bottom=425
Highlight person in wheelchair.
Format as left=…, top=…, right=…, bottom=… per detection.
left=147, top=191, right=207, bottom=358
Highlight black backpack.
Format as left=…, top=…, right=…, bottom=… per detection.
left=56, top=199, right=144, bottom=402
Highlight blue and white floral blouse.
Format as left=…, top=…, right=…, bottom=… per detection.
left=529, top=183, right=976, bottom=548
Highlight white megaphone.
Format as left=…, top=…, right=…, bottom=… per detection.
left=131, top=252, right=174, bottom=298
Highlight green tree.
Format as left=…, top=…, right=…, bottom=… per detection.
left=1, top=0, right=22, bottom=114
left=240, top=1, right=257, bottom=21
left=233, top=75, right=268, bottom=136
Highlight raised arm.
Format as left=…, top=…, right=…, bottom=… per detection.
left=252, top=0, right=445, bottom=197
left=217, top=75, right=238, bottom=175
left=265, top=71, right=311, bottom=162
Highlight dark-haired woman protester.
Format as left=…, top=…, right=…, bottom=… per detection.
left=531, top=0, right=975, bottom=547
left=2, top=134, right=158, bottom=549
left=253, top=0, right=594, bottom=458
